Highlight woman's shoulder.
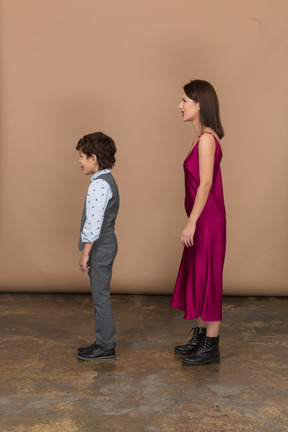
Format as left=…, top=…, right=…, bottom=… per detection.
left=200, top=130, right=220, bottom=142
left=198, top=132, right=216, bottom=150
left=199, top=131, right=222, bottom=153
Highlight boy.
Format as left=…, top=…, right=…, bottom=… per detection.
left=76, top=132, right=119, bottom=360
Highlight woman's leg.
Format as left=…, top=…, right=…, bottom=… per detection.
left=196, top=318, right=206, bottom=328
left=196, top=318, right=220, bottom=337
left=206, top=321, right=220, bottom=337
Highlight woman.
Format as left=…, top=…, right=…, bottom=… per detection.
left=170, top=79, right=226, bottom=366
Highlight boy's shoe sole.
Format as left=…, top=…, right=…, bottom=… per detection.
left=77, top=353, right=116, bottom=361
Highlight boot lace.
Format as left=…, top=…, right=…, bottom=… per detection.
left=188, top=327, right=199, bottom=343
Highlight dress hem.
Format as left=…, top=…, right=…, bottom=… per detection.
left=170, top=303, right=222, bottom=322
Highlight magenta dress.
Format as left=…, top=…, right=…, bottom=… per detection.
left=170, top=133, right=226, bottom=322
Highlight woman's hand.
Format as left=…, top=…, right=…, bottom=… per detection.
left=181, top=221, right=196, bottom=247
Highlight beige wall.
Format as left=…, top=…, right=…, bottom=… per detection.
left=1, top=0, right=287, bottom=295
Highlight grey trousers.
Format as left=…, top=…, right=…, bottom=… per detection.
left=88, top=241, right=117, bottom=350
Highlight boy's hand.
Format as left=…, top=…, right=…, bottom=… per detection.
left=78, top=242, right=93, bottom=272
left=79, top=252, right=90, bottom=273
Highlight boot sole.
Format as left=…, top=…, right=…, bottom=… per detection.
left=174, top=350, right=196, bottom=355
left=182, top=357, right=220, bottom=366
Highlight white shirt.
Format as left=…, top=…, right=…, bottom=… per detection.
left=81, top=169, right=112, bottom=243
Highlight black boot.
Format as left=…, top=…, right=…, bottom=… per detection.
left=174, top=327, right=206, bottom=355
left=182, top=336, right=220, bottom=366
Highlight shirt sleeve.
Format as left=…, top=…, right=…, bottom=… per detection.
left=81, top=179, right=112, bottom=243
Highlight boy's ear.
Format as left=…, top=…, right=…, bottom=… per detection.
left=91, top=154, right=98, bottom=164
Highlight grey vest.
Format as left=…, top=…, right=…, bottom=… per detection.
left=78, top=173, right=120, bottom=251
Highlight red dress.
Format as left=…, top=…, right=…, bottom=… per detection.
left=170, top=133, right=226, bottom=321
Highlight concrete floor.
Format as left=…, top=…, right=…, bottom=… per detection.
left=0, top=294, right=287, bottom=432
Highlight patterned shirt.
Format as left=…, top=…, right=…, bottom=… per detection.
left=81, top=169, right=112, bottom=243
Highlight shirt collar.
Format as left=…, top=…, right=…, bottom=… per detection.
left=90, top=169, right=111, bottom=182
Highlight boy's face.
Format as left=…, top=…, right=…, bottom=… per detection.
left=78, top=151, right=99, bottom=175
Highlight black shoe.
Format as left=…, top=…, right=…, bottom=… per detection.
left=77, top=341, right=97, bottom=353
left=174, top=327, right=206, bottom=355
left=182, top=336, right=220, bottom=366
left=77, top=344, right=116, bottom=361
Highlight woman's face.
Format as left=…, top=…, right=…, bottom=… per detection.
left=178, top=93, right=200, bottom=122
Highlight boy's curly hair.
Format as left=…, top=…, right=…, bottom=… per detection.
left=76, top=132, right=116, bottom=170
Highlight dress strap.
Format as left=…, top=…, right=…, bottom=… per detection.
left=200, top=132, right=214, bottom=138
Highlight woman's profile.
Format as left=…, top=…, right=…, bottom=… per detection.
left=170, top=79, right=226, bottom=366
